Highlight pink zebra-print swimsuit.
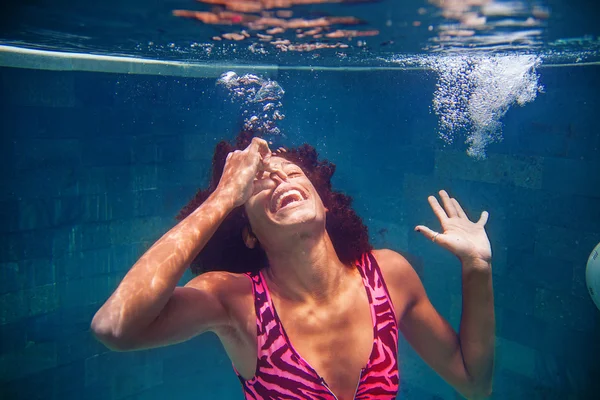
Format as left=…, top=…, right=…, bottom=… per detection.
left=234, top=252, right=399, bottom=399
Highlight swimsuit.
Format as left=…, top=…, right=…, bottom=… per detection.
left=234, top=252, right=399, bottom=399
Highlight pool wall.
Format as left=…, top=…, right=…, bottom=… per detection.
left=0, top=61, right=599, bottom=399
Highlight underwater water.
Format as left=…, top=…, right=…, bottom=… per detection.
left=1, top=0, right=600, bottom=399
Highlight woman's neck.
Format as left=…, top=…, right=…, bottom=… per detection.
left=263, top=232, right=350, bottom=304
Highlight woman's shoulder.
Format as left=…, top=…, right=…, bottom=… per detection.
left=371, top=248, right=412, bottom=271
left=186, top=271, right=252, bottom=294
left=187, top=270, right=256, bottom=330
left=371, top=249, right=423, bottom=293
left=186, top=270, right=254, bottom=303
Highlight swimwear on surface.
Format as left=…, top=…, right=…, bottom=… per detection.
left=234, top=252, right=399, bottom=399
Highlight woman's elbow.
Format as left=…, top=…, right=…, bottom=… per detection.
left=482, top=384, right=493, bottom=398
left=90, top=314, right=132, bottom=352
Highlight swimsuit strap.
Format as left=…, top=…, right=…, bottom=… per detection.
left=354, top=252, right=400, bottom=399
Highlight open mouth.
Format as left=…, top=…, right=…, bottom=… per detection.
left=271, top=188, right=308, bottom=213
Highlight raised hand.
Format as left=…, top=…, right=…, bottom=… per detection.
left=216, top=137, right=287, bottom=208
left=415, top=190, right=492, bottom=267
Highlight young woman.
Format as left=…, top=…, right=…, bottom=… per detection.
left=92, top=134, right=495, bottom=400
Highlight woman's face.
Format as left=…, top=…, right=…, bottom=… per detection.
left=243, top=156, right=326, bottom=247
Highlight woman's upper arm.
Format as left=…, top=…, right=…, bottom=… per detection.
left=116, top=271, right=236, bottom=351
left=374, top=249, right=474, bottom=396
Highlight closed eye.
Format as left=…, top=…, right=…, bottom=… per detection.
left=286, top=170, right=302, bottom=177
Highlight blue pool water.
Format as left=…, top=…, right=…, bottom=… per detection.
left=1, top=1, right=600, bottom=399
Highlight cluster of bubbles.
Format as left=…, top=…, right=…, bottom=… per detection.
left=425, top=54, right=543, bottom=158
left=217, top=71, right=285, bottom=135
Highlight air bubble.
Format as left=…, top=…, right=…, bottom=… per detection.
left=425, top=54, right=543, bottom=158
left=217, top=72, right=286, bottom=136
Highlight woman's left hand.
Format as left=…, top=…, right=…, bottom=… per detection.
left=415, top=190, right=492, bottom=266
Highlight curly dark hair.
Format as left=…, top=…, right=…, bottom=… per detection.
left=177, top=131, right=372, bottom=275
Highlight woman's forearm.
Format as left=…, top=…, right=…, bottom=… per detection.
left=459, top=260, right=495, bottom=397
left=91, top=190, right=235, bottom=342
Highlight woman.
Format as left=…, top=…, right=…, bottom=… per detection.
left=91, top=134, right=495, bottom=400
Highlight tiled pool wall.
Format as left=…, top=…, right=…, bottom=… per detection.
left=0, top=64, right=599, bottom=399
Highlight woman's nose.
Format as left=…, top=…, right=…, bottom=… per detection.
left=270, top=172, right=286, bottom=185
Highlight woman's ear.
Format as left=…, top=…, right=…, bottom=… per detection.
left=242, top=226, right=257, bottom=249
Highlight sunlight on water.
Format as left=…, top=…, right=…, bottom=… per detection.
left=217, top=71, right=286, bottom=136
left=426, top=54, right=543, bottom=158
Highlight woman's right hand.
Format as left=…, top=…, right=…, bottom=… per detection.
left=215, top=137, right=286, bottom=208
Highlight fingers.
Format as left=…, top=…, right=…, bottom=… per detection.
left=433, top=190, right=472, bottom=220
left=438, top=190, right=458, bottom=218
left=441, top=190, right=488, bottom=224
left=251, top=138, right=292, bottom=181
left=477, top=210, right=489, bottom=226
left=451, top=197, right=468, bottom=219
left=415, top=225, right=442, bottom=243
left=228, top=138, right=277, bottom=173
left=226, top=149, right=242, bottom=162
left=428, top=195, right=448, bottom=222
left=428, top=189, right=488, bottom=226
left=249, top=138, right=287, bottom=178
left=249, top=137, right=272, bottom=160
left=261, top=153, right=287, bottom=181
left=268, top=168, right=288, bottom=182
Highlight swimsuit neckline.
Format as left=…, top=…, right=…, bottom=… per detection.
left=258, top=263, right=377, bottom=389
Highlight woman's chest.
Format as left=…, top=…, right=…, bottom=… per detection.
left=276, top=288, right=375, bottom=398
left=225, top=268, right=407, bottom=396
